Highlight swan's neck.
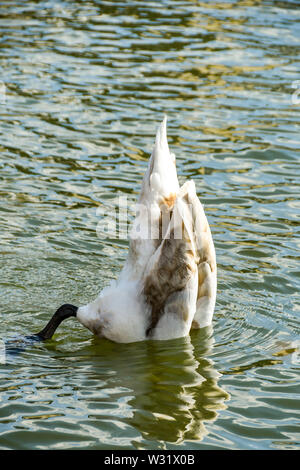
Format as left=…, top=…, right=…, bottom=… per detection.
left=36, top=304, right=78, bottom=340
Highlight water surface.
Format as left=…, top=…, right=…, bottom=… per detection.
left=0, top=0, right=299, bottom=450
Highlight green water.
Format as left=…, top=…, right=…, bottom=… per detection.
left=0, top=0, right=299, bottom=450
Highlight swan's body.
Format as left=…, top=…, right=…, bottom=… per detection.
left=76, top=117, right=217, bottom=343
left=28, top=117, right=216, bottom=345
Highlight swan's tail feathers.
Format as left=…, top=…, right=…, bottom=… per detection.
left=139, top=116, right=179, bottom=205
left=154, top=115, right=169, bottom=155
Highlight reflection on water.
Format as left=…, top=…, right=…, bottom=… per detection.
left=0, top=0, right=299, bottom=451
left=126, top=328, right=229, bottom=445
left=0, top=328, right=230, bottom=450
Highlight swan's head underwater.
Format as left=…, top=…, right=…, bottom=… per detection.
left=22, top=116, right=217, bottom=345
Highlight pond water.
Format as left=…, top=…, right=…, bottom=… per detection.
left=0, top=0, right=299, bottom=450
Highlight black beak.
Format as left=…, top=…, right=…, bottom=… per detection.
left=34, top=304, right=78, bottom=341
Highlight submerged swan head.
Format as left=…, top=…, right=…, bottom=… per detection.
left=28, top=116, right=217, bottom=344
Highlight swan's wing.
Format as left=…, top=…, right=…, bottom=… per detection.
left=143, top=180, right=217, bottom=339
left=184, top=181, right=217, bottom=328
left=142, top=186, right=199, bottom=340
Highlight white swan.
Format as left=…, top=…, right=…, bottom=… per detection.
left=35, top=117, right=217, bottom=343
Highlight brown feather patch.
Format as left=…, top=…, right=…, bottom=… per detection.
left=144, top=233, right=196, bottom=336
left=159, top=192, right=177, bottom=209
